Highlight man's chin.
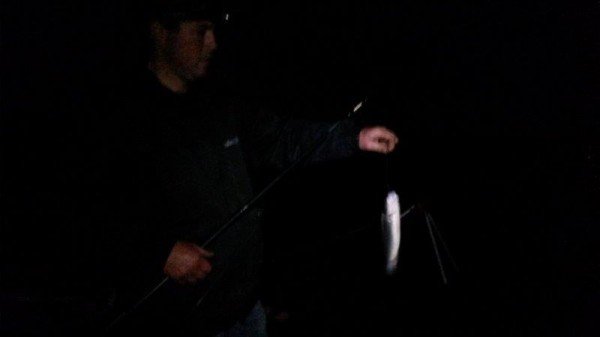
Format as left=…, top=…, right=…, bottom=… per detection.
left=181, top=63, right=210, bottom=82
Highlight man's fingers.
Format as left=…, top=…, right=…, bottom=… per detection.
left=374, top=127, right=394, bottom=138
left=372, top=136, right=396, bottom=153
left=375, top=129, right=398, bottom=146
left=183, top=273, right=206, bottom=285
left=374, top=129, right=398, bottom=153
left=197, top=247, right=214, bottom=258
left=190, top=268, right=209, bottom=281
left=365, top=141, right=390, bottom=154
left=177, top=256, right=212, bottom=284
left=173, top=264, right=210, bottom=285
left=196, top=257, right=212, bottom=274
left=380, top=136, right=397, bottom=152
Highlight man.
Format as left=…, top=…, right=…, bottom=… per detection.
left=102, top=1, right=398, bottom=336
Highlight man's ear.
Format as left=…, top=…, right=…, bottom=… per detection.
left=150, top=21, right=169, bottom=49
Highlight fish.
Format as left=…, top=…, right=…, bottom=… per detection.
left=381, top=190, right=401, bottom=275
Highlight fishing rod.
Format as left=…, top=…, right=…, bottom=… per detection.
left=106, top=98, right=368, bottom=331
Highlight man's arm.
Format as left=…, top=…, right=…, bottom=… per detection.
left=240, top=108, right=398, bottom=172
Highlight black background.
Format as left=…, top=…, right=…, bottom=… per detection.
left=2, top=0, right=599, bottom=336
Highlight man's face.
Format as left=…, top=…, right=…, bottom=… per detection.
left=166, top=20, right=217, bottom=80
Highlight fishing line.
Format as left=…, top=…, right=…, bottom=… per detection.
left=424, top=212, right=448, bottom=285
left=384, top=154, right=391, bottom=192
left=426, top=212, right=459, bottom=272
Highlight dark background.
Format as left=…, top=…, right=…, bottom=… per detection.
left=2, top=0, right=599, bottom=336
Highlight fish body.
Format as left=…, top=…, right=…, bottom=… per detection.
left=381, top=190, right=401, bottom=275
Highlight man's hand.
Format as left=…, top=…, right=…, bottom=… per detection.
left=358, top=126, right=399, bottom=154
left=163, top=241, right=214, bottom=285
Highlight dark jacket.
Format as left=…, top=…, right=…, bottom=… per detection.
left=100, top=71, right=359, bottom=335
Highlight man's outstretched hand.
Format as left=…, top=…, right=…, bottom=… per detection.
left=164, top=241, right=214, bottom=285
left=358, top=126, right=399, bottom=154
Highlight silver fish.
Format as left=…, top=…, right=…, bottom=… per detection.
left=381, top=190, right=401, bottom=275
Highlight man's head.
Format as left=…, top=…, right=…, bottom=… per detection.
left=146, top=0, right=222, bottom=90
left=150, top=19, right=217, bottom=80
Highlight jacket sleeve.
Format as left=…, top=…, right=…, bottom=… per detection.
left=240, top=107, right=361, bottom=172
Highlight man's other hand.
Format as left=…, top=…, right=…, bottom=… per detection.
left=164, top=241, right=214, bottom=285
left=358, top=126, right=399, bottom=154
